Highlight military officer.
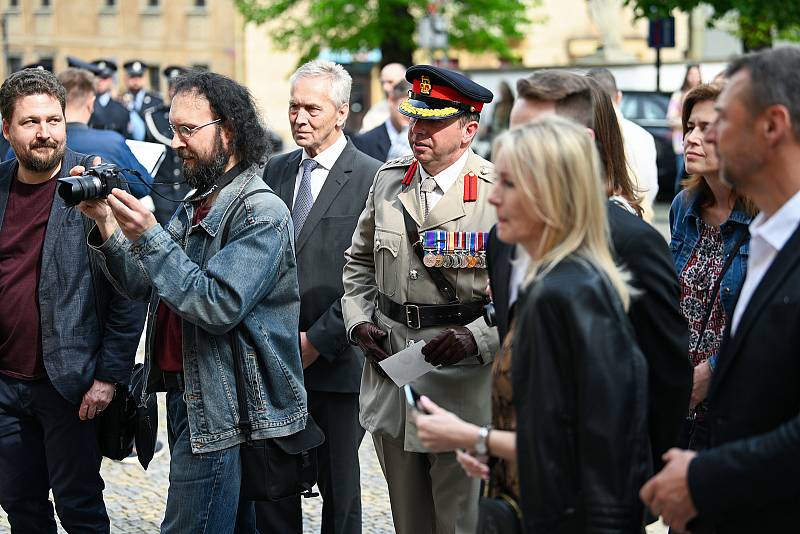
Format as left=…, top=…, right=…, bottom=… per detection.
left=143, top=65, right=192, bottom=225
left=122, top=60, right=163, bottom=118
left=341, top=65, right=498, bottom=534
left=79, top=58, right=132, bottom=139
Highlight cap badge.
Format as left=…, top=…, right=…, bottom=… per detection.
left=419, top=76, right=432, bottom=95
left=133, top=61, right=142, bottom=71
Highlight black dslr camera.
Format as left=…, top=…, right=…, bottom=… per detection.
left=57, top=163, right=125, bottom=206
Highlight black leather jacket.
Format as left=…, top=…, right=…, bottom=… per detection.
left=512, top=259, right=651, bottom=533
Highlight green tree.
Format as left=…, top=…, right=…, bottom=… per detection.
left=625, top=0, right=800, bottom=50
left=235, top=0, right=533, bottom=67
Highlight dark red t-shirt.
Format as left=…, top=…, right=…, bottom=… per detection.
left=0, top=176, right=57, bottom=380
left=154, top=201, right=212, bottom=373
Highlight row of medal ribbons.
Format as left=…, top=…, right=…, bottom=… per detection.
left=421, top=230, right=489, bottom=269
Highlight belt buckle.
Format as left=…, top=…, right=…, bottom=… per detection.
left=405, top=304, right=421, bottom=330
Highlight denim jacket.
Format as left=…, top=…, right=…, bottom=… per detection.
left=669, top=189, right=752, bottom=367
left=90, top=163, right=306, bottom=454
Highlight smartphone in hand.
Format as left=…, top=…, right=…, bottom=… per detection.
left=404, top=384, right=429, bottom=414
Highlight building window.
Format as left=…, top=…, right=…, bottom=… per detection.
left=9, top=0, right=19, bottom=8
left=148, top=0, right=159, bottom=6
left=41, top=0, right=50, bottom=7
left=147, top=65, right=161, bottom=95
left=191, top=63, right=209, bottom=72
left=106, top=0, right=116, bottom=6
left=7, top=56, right=21, bottom=76
left=195, top=0, right=205, bottom=6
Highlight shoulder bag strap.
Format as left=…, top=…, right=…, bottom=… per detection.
left=692, top=227, right=749, bottom=354
left=401, top=206, right=459, bottom=303
left=219, top=187, right=274, bottom=435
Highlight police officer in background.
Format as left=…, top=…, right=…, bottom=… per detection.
left=143, top=65, right=192, bottom=225
left=122, top=60, right=162, bottom=119
left=82, top=58, right=131, bottom=138
left=341, top=65, right=499, bottom=534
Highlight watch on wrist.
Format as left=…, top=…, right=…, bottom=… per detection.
left=475, top=425, right=492, bottom=456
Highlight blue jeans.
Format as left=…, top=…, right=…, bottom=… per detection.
left=162, top=389, right=255, bottom=534
left=0, top=374, right=108, bottom=533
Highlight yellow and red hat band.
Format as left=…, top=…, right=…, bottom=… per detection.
left=411, top=79, right=485, bottom=112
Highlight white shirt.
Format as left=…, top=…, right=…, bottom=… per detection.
left=619, top=115, right=658, bottom=210
left=418, top=150, right=471, bottom=213
left=385, top=119, right=411, bottom=160
left=292, top=134, right=348, bottom=206
left=98, top=92, right=111, bottom=107
left=508, top=246, right=531, bottom=308
left=731, top=189, right=800, bottom=334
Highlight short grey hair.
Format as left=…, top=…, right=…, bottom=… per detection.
left=290, top=60, right=352, bottom=108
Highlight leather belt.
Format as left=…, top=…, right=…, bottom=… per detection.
left=161, top=371, right=185, bottom=392
left=377, top=293, right=485, bottom=330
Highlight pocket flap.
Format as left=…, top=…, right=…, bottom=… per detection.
left=271, top=415, right=325, bottom=454
left=374, top=229, right=402, bottom=258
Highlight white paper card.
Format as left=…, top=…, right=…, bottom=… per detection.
left=126, top=140, right=167, bottom=175
left=378, top=341, right=435, bottom=387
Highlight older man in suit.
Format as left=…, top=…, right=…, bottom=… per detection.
left=255, top=60, right=382, bottom=534
left=342, top=65, right=498, bottom=534
left=641, top=46, right=800, bottom=534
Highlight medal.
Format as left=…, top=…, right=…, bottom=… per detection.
left=423, top=253, right=437, bottom=267
left=434, top=255, right=444, bottom=267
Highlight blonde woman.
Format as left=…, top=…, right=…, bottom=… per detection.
left=416, top=116, right=650, bottom=532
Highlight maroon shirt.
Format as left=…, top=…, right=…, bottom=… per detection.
left=0, top=175, right=57, bottom=379
left=154, top=201, right=212, bottom=373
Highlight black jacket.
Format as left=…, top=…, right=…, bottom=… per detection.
left=513, top=259, right=650, bottom=533
left=264, top=139, right=382, bottom=393
left=488, top=202, right=691, bottom=469
left=687, top=223, right=800, bottom=534
left=352, top=123, right=391, bottom=162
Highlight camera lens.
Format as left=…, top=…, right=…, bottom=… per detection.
left=56, top=175, right=103, bottom=206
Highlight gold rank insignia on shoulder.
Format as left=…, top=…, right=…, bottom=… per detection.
left=420, top=230, right=489, bottom=269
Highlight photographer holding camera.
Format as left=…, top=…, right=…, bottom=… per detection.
left=79, top=70, right=305, bottom=533
left=0, top=69, right=145, bottom=532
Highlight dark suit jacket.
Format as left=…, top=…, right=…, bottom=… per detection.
left=264, top=139, right=382, bottom=393
left=0, top=149, right=145, bottom=404
left=353, top=123, right=391, bottom=162
left=90, top=97, right=130, bottom=139
left=688, top=223, right=800, bottom=534
left=487, top=201, right=691, bottom=469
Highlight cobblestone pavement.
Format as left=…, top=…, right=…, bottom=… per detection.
left=0, top=206, right=672, bottom=533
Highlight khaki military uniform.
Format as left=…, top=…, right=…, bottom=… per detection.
left=342, top=149, right=499, bottom=534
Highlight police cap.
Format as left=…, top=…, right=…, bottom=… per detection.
left=89, top=58, right=118, bottom=78
left=163, top=65, right=188, bottom=85
left=399, top=65, right=493, bottom=121
left=124, top=60, right=148, bottom=77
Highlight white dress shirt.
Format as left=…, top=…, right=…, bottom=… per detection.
left=508, top=246, right=531, bottom=308
left=731, top=189, right=800, bottom=335
left=417, top=150, right=470, bottom=213
left=385, top=119, right=411, bottom=160
left=293, top=134, right=348, bottom=206
left=619, top=115, right=658, bottom=210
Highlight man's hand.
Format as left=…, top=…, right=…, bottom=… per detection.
left=640, top=448, right=699, bottom=532
left=421, top=326, right=477, bottom=366
left=456, top=449, right=490, bottom=480
left=690, top=361, right=712, bottom=409
left=79, top=379, right=116, bottom=421
left=68, top=156, right=101, bottom=177
left=105, top=188, right=157, bottom=242
left=300, top=332, right=320, bottom=369
left=352, top=323, right=390, bottom=378
left=415, top=395, right=478, bottom=452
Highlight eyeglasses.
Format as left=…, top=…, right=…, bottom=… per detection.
left=169, top=118, right=221, bottom=139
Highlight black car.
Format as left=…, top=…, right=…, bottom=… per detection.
left=620, top=91, right=678, bottom=202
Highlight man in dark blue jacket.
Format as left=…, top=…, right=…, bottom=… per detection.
left=0, top=68, right=144, bottom=533
left=58, top=67, right=153, bottom=198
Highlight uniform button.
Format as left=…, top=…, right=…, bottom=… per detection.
left=723, top=287, right=730, bottom=294
left=376, top=240, right=381, bottom=246
left=410, top=269, right=419, bottom=280
left=173, top=169, right=180, bottom=176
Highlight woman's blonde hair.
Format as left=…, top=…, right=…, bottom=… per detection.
left=492, top=115, right=631, bottom=309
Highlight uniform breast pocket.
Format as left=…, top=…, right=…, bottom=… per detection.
left=374, top=229, right=402, bottom=298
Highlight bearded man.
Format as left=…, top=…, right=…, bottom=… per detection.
left=0, top=68, right=144, bottom=532
left=80, top=70, right=305, bottom=533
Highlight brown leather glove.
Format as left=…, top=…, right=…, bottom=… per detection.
left=352, top=322, right=390, bottom=377
left=421, top=326, right=478, bottom=366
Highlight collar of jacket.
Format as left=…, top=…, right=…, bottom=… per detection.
left=680, top=190, right=753, bottom=228
left=188, top=161, right=262, bottom=239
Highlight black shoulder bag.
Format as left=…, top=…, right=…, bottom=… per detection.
left=683, top=227, right=749, bottom=451
left=222, top=188, right=325, bottom=501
